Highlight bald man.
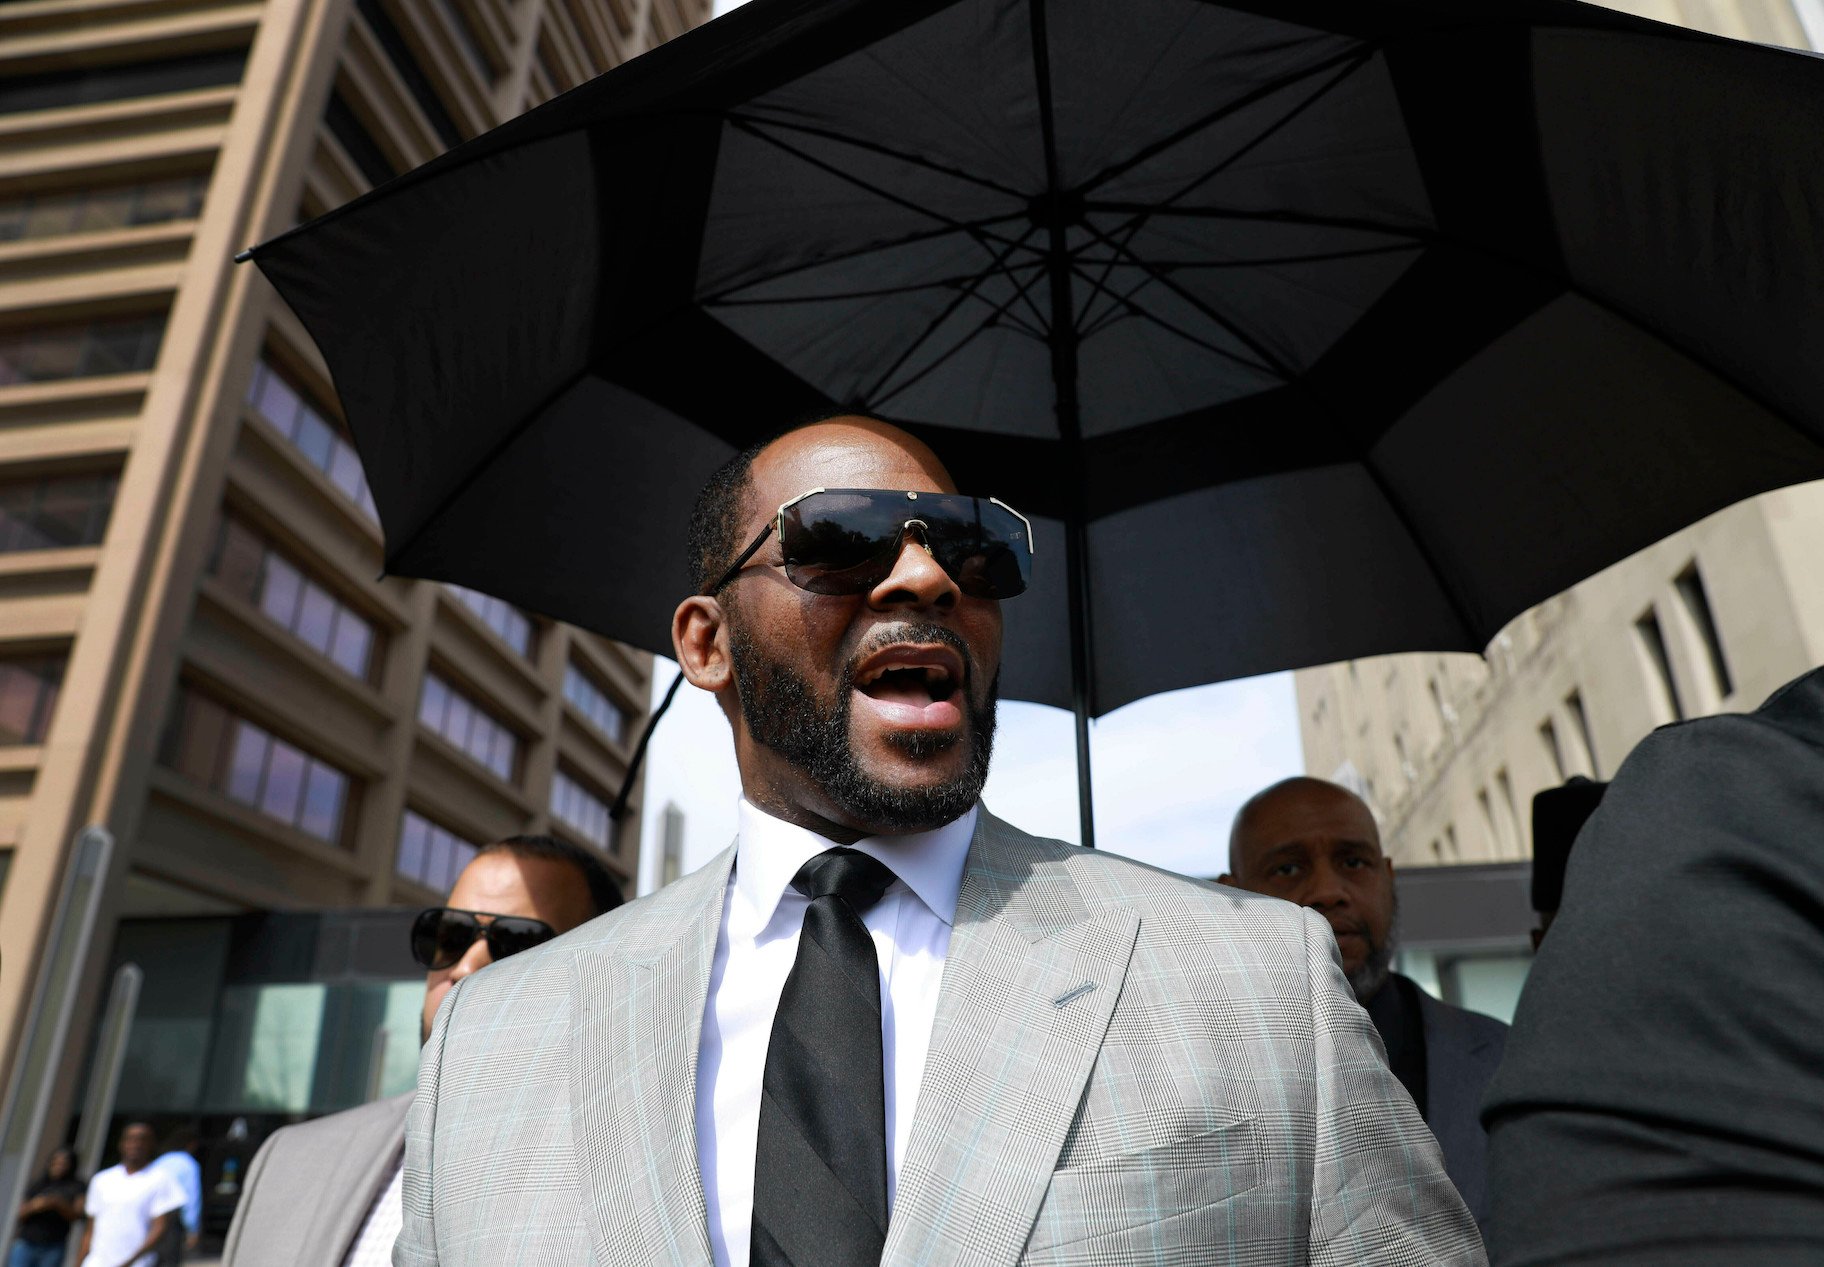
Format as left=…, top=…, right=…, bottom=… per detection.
left=396, top=418, right=1484, bottom=1265
left=1222, top=776, right=1507, bottom=1233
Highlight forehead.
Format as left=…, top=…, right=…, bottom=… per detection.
left=1239, top=791, right=1381, bottom=861
left=747, top=419, right=956, bottom=514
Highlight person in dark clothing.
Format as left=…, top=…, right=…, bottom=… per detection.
left=1221, top=776, right=1507, bottom=1233
left=10, top=1147, right=84, bottom=1267
left=1527, top=777, right=1607, bottom=948
left=1483, top=666, right=1824, bottom=1265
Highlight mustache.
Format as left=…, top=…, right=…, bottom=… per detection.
left=845, top=622, right=977, bottom=687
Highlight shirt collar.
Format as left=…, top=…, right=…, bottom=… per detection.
left=734, top=797, right=977, bottom=931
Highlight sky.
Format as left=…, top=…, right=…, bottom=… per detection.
left=635, top=0, right=1307, bottom=891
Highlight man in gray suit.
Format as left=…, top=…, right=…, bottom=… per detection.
left=398, top=417, right=1483, bottom=1265
left=221, top=836, right=620, bottom=1266
left=1222, top=776, right=1508, bottom=1232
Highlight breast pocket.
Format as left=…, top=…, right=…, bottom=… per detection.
left=1024, top=1117, right=1264, bottom=1261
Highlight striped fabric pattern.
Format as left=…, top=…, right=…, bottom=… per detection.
left=396, top=809, right=1485, bottom=1266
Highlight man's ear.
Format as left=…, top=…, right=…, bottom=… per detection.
left=673, top=595, right=732, bottom=693
left=1216, top=873, right=1237, bottom=888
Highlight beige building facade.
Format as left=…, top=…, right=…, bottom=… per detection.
left=1295, top=0, right=1824, bottom=869
left=0, top=0, right=706, bottom=1182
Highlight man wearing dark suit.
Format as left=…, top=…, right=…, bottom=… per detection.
left=1483, top=667, right=1824, bottom=1265
left=221, top=835, right=620, bottom=1267
left=1222, top=776, right=1506, bottom=1232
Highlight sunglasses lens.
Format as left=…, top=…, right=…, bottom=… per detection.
left=781, top=491, right=1032, bottom=599
left=411, top=908, right=479, bottom=970
left=781, top=493, right=906, bottom=595
left=486, top=917, right=556, bottom=962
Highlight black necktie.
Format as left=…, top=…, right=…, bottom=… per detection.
left=751, top=847, right=898, bottom=1267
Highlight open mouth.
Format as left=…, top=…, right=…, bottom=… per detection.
left=852, top=645, right=966, bottom=732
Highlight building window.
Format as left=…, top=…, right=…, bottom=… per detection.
left=563, top=662, right=627, bottom=745
left=353, top=0, right=465, bottom=150
left=245, top=358, right=377, bottom=519
left=0, top=472, right=118, bottom=551
left=396, top=809, right=478, bottom=892
left=418, top=673, right=519, bottom=781
left=444, top=0, right=499, bottom=85
left=1674, top=563, right=1733, bottom=700
left=1565, top=689, right=1598, bottom=778
left=323, top=90, right=400, bottom=189
left=0, top=314, right=165, bottom=385
left=0, top=171, right=211, bottom=244
left=550, top=767, right=613, bottom=851
left=1497, top=768, right=1521, bottom=853
left=1444, top=823, right=1459, bottom=858
left=162, top=689, right=355, bottom=844
left=209, top=516, right=381, bottom=681
left=0, top=50, right=246, bottom=116
left=1539, top=718, right=1566, bottom=781
left=0, top=656, right=65, bottom=745
left=1634, top=608, right=1685, bottom=722
left=446, top=585, right=532, bottom=657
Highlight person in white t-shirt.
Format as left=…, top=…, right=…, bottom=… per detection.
left=78, top=1124, right=184, bottom=1267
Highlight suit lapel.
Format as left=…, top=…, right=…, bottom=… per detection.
left=569, top=846, right=733, bottom=1267
left=885, top=814, right=1139, bottom=1267
left=313, top=1094, right=410, bottom=1264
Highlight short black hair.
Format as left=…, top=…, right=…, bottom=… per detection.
left=684, top=406, right=875, bottom=594
left=480, top=833, right=625, bottom=920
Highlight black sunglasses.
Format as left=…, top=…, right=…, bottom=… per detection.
left=708, top=488, right=1035, bottom=600
left=410, top=906, right=557, bottom=971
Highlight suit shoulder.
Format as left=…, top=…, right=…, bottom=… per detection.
left=257, top=1093, right=408, bottom=1163
left=979, top=811, right=1304, bottom=928
left=1423, top=991, right=1510, bottom=1045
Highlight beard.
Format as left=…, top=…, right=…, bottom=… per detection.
left=727, top=616, right=997, bottom=833
left=1345, top=892, right=1398, bottom=1004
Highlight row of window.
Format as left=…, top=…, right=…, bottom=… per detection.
left=447, top=585, right=533, bottom=657
left=396, top=809, right=478, bottom=892
left=0, top=314, right=165, bottom=387
left=163, top=689, right=355, bottom=846
left=0, top=49, right=246, bottom=117
left=419, top=672, right=519, bottom=781
left=0, top=172, right=211, bottom=245
left=562, top=662, right=629, bottom=745
left=210, top=516, right=381, bottom=682
left=245, top=358, right=378, bottom=519
left=551, top=767, right=614, bottom=851
left=0, top=657, right=64, bottom=745
left=0, top=472, right=117, bottom=553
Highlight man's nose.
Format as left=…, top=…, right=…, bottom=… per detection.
left=869, top=525, right=959, bottom=610
left=447, top=932, right=494, bottom=983
left=1303, top=864, right=1350, bottom=910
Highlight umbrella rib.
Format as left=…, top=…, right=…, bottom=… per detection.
left=873, top=249, right=1056, bottom=409
left=1077, top=45, right=1371, bottom=198
left=697, top=212, right=1032, bottom=305
left=1093, top=202, right=1427, bottom=241
left=710, top=265, right=1044, bottom=307
left=861, top=222, right=1044, bottom=402
left=1355, top=456, right=1482, bottom=645
left=1074, top=243, right=1419, bottom=272
left=729, top=115, right=1030, bottom=198
left=1079, top=219, right=1292, bottom=379
left=728, top=115, right=1010, bottom=238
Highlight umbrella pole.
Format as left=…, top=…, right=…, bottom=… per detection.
left=1030, top=0, right=1096, bottom=848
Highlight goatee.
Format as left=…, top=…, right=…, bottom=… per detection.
left=728, top=618, right=997, bottom=833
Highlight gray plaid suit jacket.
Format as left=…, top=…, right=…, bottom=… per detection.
left=396, top=810, right=1484, bottom=1266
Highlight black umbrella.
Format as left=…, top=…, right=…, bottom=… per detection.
left=245, top=0, right=1824, bottom=847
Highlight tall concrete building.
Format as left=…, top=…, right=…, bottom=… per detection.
left=0, top=0, right=707, bottom=1195
left=1295, top=0, right=1824, bottom=874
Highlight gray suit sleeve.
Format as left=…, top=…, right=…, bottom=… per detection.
left=395, top=982, right=463, bottom=1267
left=221, top=1131, right=279, bottom=1266
left=1300, top=910, right=1487, bottom=1266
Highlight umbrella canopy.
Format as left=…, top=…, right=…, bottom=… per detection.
left=248, top=0, right=1824, bottom=837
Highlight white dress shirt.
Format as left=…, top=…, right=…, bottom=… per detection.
left=340, top=1153, right=403, bottom=1267
left=695, top=798, right=977, bottom=1267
